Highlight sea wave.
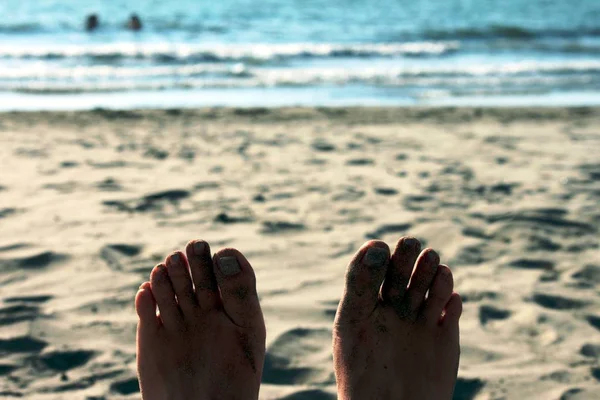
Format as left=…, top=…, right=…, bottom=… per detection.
left=0, top=21, right=226, bottom=34
left=0, top=22, right=44, bottom=33
left=423, top=25, right=600, bottom=40
left=1, top=38, right=598, bottom=67
left=3, top=59, right=600, bottom=94
left=0, top=20, right=598, bottom=42
left=0, top=42, right=460, bottom=62
left=2, top=59, right=598, bottom=81
left=0, top=64, right=249, bottom=80
left=487, top=40, right=600, bottom=54
left=5, top=75, right=598, bottom=95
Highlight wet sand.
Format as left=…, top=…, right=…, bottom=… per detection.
left=0, top=107, right=599, bottom=399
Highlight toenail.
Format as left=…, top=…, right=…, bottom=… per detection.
left=403, top=237, right=419, bottom=250
left=171, top=253, right=181, bottom=265
left=219, top=256, right=241, bottom=276
left=364, top=247, right=388, bottom=268
left=153, top=265, right=168, bottom=281
left=426, top=250, right=439, bottom=264
left=193, top=241, right=205, bottom=255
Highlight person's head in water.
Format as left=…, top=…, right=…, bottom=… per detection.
left=85, top=14, right=99, bottom=31
left=127, top=14, right=142, bottom=31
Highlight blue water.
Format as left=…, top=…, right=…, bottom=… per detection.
left=1, top=0, right=600, bottom=110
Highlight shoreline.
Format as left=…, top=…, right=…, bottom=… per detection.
left=2, top=106, right=599, bottom=124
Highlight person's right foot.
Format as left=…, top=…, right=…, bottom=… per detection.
left=135, top=240, right=266, bottom=400
left=333, top=237, right=462, bottom=400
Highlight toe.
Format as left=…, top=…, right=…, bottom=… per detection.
left=165, top=251, right=198, bottom=316
left=185, top=240, right=220, bottom=310
left=213, top=248, right=264, bottom=328
left=442, top=292, right=463, bottom=327
left=381, top=237, right=421, bottom=312
left=135, top=282, right=158, bottom=328
left=404, top=248, right=439, bottom=319
left=422, top=264, right=454, bottom=324
left=150, top=263, right=183, bottom=329
left=335, top=240, right=390, bottom=324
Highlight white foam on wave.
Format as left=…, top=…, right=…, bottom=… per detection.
left=0, top=41, right=460, bottom=60
left=2, top=58, right=599, bottom=82
left=0, top=63, right=248, bottom=80
left=1, top=58, right=599, bottom=93
left=249, top=60, right=600, bottom=86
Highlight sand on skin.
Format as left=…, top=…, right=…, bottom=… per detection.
left=0, top=107, right=599, bottom=399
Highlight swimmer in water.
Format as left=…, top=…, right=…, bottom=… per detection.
left=85, top=14, right=99, bottom=31
left=127, top=14, right=143, bottom=31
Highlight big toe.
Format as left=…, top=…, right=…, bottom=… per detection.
left=213, top=248, right=264, bottom=329
left=335, top=240, right=390, bottom=324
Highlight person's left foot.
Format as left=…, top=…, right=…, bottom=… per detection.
left=333, top=237, right=461, bottom=400
left=135, top=240, right=266, bottom=400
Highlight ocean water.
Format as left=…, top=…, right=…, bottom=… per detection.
left=1, top=0, right=600, bottom=110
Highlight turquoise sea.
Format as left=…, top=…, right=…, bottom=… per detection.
left=1, top=0, right=600, bottom=110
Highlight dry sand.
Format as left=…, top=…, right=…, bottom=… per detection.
left=0, top=107, right=599, bottom=399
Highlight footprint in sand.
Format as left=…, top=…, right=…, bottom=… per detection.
left=0, top=208, right=19, bottom=219
left=0, top=294, right=52, bottom=326
left=452, top=243, right=495, bottom=266
left=365, top=223, right=412, bottom=240
left=4, top=295, right=53, bottom=303
left=0, top=336, right=48, bottom=354
left=453, top=377, right=485, bottom=400
left=572, top=265, right=600, bottom=285
left=559, top=386, right=600, bottom=399
left=103, top=189, right=190, bottom=213
left=0, top=243, right=31, bottom=252
left=585, top=315, right=600, bottom=331
left=214, top=212, right=254, bottom=224
left=478, top=305, right=511, bottom=326
left=403, top=194, right=436, bottom=211
left=526, top=235, right=561, bottom=252
left=279, top=389, right=336, bottom=400
left=580, top=344, right=600, bottom=358
left=508, top=259, right=555, bottom=271
left=0, top=251, right=68, bottom=272
left=532, top=293, right=588, bottom=310
left=261, top=221, right=306, bottom=234
left=100, top=243, right=143, bottom=271
left=460, top=291, right=500, bottom=303
left=485, top=208, right=596, bottom=236
left=345, top=157, right=374, bottom=166
left=0, top=304, right=41, bottom=326
left=311, top=139, right=336, bottom=152
left=110, top=377, right=140, bottom=395
left=0, top=364, right=18, bottom=376
left=374, top=187, right=399, bottom=196
left=592, top=367, right=600, bottom=381
left=262, top=328, right=334, bottom=386
left=96, top=177, right=122, bottom=192
left=59, top=160, right=79, bottom=168
left=36, top=350, right=96, bottom=372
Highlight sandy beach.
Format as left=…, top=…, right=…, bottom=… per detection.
left=0, top=107, right=599, bottom=399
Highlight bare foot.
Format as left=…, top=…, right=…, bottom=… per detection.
left=135, top=240, right=266, bottom=400
left=333, top=237, right=462, bottom=400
